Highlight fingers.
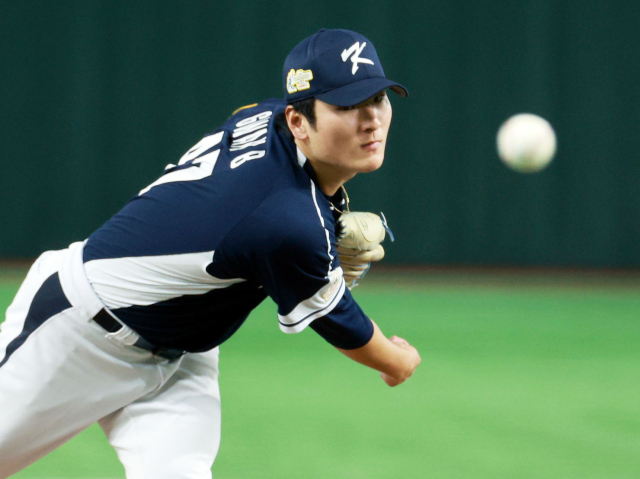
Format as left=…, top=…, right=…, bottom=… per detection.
left=337, top=244, right=383, bottom=289
left=380, top=372, right=404, bottom=387
left=380, top=337, right=421, bottom=386
left=342, top=263, right=370, bottom=273
left=389, top=335, right=410, bottom=347
left=359, top=244, right=384, bottom=262
left=343, top=273, right=363, bottom=282
left=338, top=244, right=385, bottom=266
left=343, top=266, right=370, bottom=281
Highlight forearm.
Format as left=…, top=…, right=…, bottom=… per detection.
left=336, top=319, right=420, bottom=386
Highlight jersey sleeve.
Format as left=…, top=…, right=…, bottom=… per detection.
left=308, top=287, right=374, bottom=349
left=257, top=222, right=348, bottom=333
left=261, top=233, right=373, bottom=349
left=210, top=187, right=374, bottom=349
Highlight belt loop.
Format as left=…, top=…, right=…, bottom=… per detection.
left=92, top=309, right=186, bottom=360
left=106, top=323, right=140, bottom=347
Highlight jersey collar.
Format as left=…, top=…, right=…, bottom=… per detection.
left=296, top=146, right=325, bottom=198
left=296, top=146, right=307, bottom=167
left=296, top=146, right=344, bottom=208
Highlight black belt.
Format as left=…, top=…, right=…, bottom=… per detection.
left=93, top=309, right=185, bottom=361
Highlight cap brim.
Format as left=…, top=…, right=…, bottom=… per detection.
left=315, top=77, right=409, bottom=107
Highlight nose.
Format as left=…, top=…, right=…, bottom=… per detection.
left=360, top=104, right=382, bottom=132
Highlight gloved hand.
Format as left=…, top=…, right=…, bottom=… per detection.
left=337, top=244, right=385, bottom=288
left=336, top=212, right=392, bottom=289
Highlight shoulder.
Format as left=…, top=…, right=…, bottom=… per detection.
left=220, top=98, right=287, bottom=139
left=223, top=178, right=335, bottom=257
left=205, top=98, right=293, bottom=170
left=258, top=184, right=337, bottom=257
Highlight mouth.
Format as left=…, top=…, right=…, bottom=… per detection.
left=360, top=140, right=382, bottom=151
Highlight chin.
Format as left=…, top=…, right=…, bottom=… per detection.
left=358, top=151, right=385, bottom=173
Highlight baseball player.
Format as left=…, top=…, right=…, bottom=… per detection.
left=0, top=29, right=420, bottom=478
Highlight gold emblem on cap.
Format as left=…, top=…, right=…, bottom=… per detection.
left=286, top=69, right=314, bottom=94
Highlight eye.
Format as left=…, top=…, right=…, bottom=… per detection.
left=373, top=93, right=387, bottom=103
left=337, top=92, right=386, bottom=111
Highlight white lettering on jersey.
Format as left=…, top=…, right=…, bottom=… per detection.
left=232, top=118, right=270, bottom=138
left=230, top=150, right=266, bottom=169
left=139, top=131, right=224, bottom=195
left=229, top=111, right=272, bottom=160
left=341, top=42, right=374, bottom=75
left=178, top=132, right=225, bottom=165
left=235, top=111, right=272, bottom=127
left=229, top=138, right=267, bottom=152
left=231, top=129, right=268, bottom=146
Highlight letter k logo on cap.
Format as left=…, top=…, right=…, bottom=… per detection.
left=341, top=42, right=374, bottom=75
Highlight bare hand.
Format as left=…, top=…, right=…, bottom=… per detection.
left=380, top=336, right=420, bottom=387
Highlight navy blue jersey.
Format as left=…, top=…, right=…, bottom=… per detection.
left=83, top=99, right=373, bottom=352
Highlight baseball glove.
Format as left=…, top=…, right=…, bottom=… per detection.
left=336, top=212, right=392, bottom=289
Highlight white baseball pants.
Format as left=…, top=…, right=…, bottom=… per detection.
left=0, top=243, right=222, bottom=478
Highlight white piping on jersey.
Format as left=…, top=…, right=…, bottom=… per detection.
left=296, top=146, right=307, bottom=167
left=297, top=146, right=334, bottom=272
left=275, top=147, right=344, bottom=334
left=310, top=180, right=334, bottom=273
left=278, top=267, right=346, bottom=334
left=84, top=251, right=245, bottom=310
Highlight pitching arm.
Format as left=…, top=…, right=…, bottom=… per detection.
left=336, top=319, right=421, bottom=387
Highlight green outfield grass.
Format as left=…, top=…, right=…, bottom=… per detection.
left=2, top=268, right=639, bottom=479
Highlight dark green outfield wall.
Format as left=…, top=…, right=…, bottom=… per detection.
left=1, top=1, right=638, bottom=266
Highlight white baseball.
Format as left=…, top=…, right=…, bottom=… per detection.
left=496, top=113, right=557, bottom=173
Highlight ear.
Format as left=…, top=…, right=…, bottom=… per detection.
left=285, top=105, right=309, bottom=141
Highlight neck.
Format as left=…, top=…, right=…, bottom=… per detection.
left=308, top=162, right=352, bottom=196
left=295, top=140, right=354, bottom=196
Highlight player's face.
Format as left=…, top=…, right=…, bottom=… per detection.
left=307, top=91, right=392, bottom=180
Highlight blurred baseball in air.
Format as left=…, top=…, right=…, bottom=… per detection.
left=496, top=113, right=557, bottom=173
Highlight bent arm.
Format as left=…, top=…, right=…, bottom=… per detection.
left=337, top=319, right=421, bottom=386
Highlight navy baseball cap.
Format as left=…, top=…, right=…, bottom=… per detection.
left=283, top=29, right=408, bottom=107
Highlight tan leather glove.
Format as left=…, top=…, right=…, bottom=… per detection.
left=336, top=212, right=391, bottom=288
left=337, top=244, right=385, bottom=288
